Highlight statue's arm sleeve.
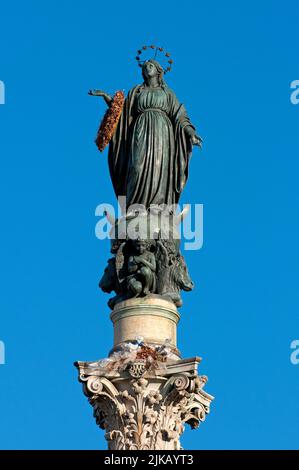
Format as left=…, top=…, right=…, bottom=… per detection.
left=108, top=87, right=137, bottom=198
left=167, top=88, right=195, bottom=196
left=167, top=89, right=196, bottom=133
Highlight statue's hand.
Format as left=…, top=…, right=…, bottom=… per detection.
left=192, top=134, right=203, bottom=149
left=88, top=89, right=105, bottom=97
left=88, top=89, right=113, bottom=106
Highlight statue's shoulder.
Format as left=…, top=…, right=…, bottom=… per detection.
left=166, top=86, right=176, bottom=98
left=163, top=86, right=178, bottom=101
left=126, top=84, right=143, bottom=99
left=164, top=85, right=174, bottom=93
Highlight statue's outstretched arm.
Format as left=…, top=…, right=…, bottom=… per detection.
left=88, top=89, right=113, bottom=107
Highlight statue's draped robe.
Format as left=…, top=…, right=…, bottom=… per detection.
left=108, top=84, right=195, bottom=210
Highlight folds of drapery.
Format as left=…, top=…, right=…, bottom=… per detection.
left=108, top=85, right=195, bottom=207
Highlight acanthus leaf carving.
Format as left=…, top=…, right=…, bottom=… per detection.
left=77, top=368, right=213, bottom=450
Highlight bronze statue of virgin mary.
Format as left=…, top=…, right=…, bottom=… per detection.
left=90, top=47, right=202, bottom=307
left=89, top=52, right=202, bottom=211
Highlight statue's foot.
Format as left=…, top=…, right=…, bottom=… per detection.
left=128, top=280, right=143, bottom=296
left=162, top=292, right=182, bottom=307
left=108, top=294, right=122, bottom=310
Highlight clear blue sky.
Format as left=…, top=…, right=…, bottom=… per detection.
left=0, top=0, right=298, bottom=450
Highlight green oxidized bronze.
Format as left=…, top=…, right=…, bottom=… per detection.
left=89, top=52, right=202, bottom=309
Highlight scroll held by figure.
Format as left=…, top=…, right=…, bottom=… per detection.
left=89, top=46, right=202, bottom=309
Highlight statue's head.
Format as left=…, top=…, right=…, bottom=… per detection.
left=135, top=239, right=147, bottom=254
left=142, top=59, right=165, bottom=86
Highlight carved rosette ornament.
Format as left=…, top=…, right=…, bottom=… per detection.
left=76, top=357, right=213, bottom=450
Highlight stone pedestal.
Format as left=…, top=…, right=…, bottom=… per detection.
left=75, top=297, right=214, bottom=450
left=110, top=296, right=180, bottom=356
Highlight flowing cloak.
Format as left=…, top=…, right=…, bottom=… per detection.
left=108, top=84, right=195, bottom=210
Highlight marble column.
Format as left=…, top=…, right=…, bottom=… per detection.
left=75, top=296, right=214, bottom=450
